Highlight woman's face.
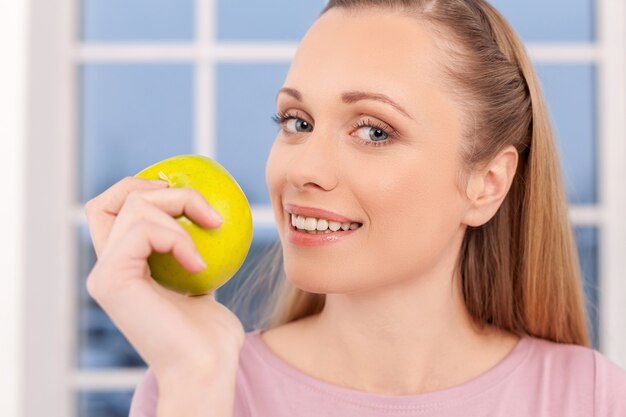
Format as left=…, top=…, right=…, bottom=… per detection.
left=265, top=8, right=471, bottom=294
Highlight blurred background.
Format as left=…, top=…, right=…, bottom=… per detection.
left=2, top=0, right=626, bottom=416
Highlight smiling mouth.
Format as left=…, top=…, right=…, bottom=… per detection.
left=291, top=224, right=361, bottom=234
left=288, top=213, right=363, bottom=234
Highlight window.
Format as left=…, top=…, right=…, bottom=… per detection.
left=23, top=1, right=626, bottom=416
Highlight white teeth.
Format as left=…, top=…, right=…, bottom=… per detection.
left=290, top=213, right=362, bottom=233
left=328, top=221, right=341, bottom=231
left=296, top=216, right=306, bottom=229
left=304, top=217, right=317, bottom=231
left=316, top=219, right=329, bottom=231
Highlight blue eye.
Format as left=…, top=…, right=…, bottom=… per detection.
left=271, top=111, right=312, bottom=133
left=351, top=118, right=397, bottom=147
left=354, top=126, right=389, bottom=142
left=271, top=112, right=398, bottom=148
left=287, top=118, right=312, bottom=133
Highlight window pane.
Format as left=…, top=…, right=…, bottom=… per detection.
left=490, top=0, right=595, bottom=42
left=77, top=225, right=146, bottom=368
left=81, top=0, right=194, bottom=42
left=77, top=391, right=133, bottom=417
left=217, top=0, right=324, bottom=41
left=536, top=64, right=597, bottom=205
left=217, top=227, right=280, bottom=332
left=575, top=227, right=599, bottom=349
left=80, top=63, right=194, bottom=203
left=216, top=63, right=289, bottom=206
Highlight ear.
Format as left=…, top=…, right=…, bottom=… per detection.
left=462, top=145, right=519, bottom=227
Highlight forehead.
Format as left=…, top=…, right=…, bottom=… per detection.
left=283, top=8, right=442, bottom=99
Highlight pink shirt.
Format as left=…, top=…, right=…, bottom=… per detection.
left=129, top=329, right=626, bottom=416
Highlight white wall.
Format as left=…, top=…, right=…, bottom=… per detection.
left=0, top=1, right=28, bottom=416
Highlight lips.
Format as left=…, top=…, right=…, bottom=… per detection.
left=283, top=203, right=361, bottom=224
left=284, top=208, right=360, bottom=247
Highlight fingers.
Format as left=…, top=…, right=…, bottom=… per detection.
left=85, top=177, right=168, bottom=218
left=104, top=187, right=223, bottom=250
left=93, top=185, right=222, bottom=292
left=85, top=177, right=169, bottom=256
left=106, top=200, right=196, bottom=248
left=84, top=176, right=223, bottom=258
left=90, top=219, right=207, bottom=299
left=127, top=219, right=207, bottom=274
left=124, top=187, right=223, bottom=228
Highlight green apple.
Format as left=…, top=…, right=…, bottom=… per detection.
left=135, top=155, right=253, bottom=296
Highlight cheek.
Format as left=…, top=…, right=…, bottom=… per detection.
left=363, top=146, right=463, bottom=225
left=265, top=139, right=286, bottom=217
left=280, top=154, right=467, bottom=294
left=369, top=172, right=465, bottom=276
left=265, top=139, right=281, bottom=194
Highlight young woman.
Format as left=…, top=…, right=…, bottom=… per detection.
left=85, top=1, right=626, bottom=416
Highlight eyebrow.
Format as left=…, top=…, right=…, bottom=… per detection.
left=276, top=87, right=414, bottom=121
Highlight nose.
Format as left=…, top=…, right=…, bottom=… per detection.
left=285, top=128, right=339, bottom=193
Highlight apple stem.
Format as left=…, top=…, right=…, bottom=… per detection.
left=158, top=171, right=169, bottom=183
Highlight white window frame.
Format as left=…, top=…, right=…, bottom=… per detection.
left=22, top=0, right=626, bottom=416
left=1, top=2, right=28, bottom=416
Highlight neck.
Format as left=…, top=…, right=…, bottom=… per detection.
left=300, top=259, right=518, bottom=395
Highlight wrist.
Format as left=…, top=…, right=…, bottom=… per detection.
left=154, top=339, right=242, bottom=384
left=156, top=351, right=240, bottom=389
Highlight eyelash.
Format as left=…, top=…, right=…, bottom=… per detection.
left=271, top=111, right=398, bottom=148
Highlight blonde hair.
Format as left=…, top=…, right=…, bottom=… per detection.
left=230, top=0, right=590, bottom=346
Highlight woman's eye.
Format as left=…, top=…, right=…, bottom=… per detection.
left=285, top=118, right=313, bottom=133
left=272, top=112, right=395, bottom=147
left=354, top=126, right=389, bottom=142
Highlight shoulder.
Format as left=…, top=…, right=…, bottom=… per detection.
left=524, top=336, right=596, bottom=368
left=525, top=336, right=626, bottom=382
left=517, top=336, right=597, bottom=381
left=521, top=336, right=626, bottom=415
left=511, top=337, right=596, bottom=401
left=592, top=349, right=626, bottom=416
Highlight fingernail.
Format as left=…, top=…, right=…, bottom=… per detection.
left=149, top=180, right=168, bottom=187
left=195, top=254, right=207, bottom=271
left=211, top=209, right=224, bottom=224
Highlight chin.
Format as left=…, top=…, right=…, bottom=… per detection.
left=285, top=271, right=335, bottom=294
left=284, top=265, right=377, bottom=295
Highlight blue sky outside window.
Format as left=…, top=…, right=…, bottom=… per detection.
left=217, top=0, right=325, bottom=41
left=536, top=64, right=597, bottom=205
left=490, top=0, right=595, bottom=42
left=80, top=63, right=194, bottom=203
left=81, top=0, right=194, bottom=41
left=216, top=63, right=290, bottom=206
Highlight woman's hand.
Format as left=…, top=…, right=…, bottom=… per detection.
left=84, top=177, right=245, bottom=383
